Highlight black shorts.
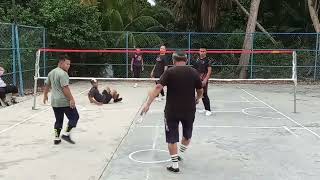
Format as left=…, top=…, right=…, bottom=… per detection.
left=0, top=85, right=18, bottom=99
left=164, top=112, right=195, bottom=144
left=102, top=90, right=113, bottom=104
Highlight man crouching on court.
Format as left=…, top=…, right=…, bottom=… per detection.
left=141, top=50, right=203, bottom=173
left=88, top=79, right=123, bottom=105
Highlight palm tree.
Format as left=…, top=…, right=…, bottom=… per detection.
left=172, top=0, right=232, bottom=31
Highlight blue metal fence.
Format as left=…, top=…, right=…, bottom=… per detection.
left=0, top=22, right=45, bottom=96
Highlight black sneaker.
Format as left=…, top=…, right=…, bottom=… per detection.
left=114, top=98, right=122, bottom=103
left=178, top=156, right=183, bottom=161
left=54, top=139, right=61, bottom=145
left=11, top=98, right=18, bottom=104
left=61, top=135, right=75, bottom=144
left=166, top=166, right=180, bottom=173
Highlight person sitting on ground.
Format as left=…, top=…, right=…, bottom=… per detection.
left=88, top=79, right=123, bottom=105
left=0, top=66, right=19, bottom=106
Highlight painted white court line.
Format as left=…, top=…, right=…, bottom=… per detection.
left=145, top=169, right=150, bottom=180
left=139, top=125, right=284, bottom=129
left=128, top=149, right=171, bottom=164
left=240, top=95, right=250, bottom=102
left=211, top=100, right=259, bottom=103
left=283, top=126, right=299, bottom=137
left=0, top=88, right=89, bottom=135
left=242, top=107, right=287, bottom=120
left=151, top=109, right=241, bottom=113
left=239, top=88, right=320, bottom=139
left=152, top=119, right=161, bottom=149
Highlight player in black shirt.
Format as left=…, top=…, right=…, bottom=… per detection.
left=150, top=45, right=170, bottom=101
left=88, top=79, right=122, bottom=105
left=142, top=50, right=203, bottom=173
left=191, top=48, right=213, bottom=116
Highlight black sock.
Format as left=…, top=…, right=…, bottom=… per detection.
left=66, top=126, right=73, bottom=133
left=55, top=128, right=62, bottom=138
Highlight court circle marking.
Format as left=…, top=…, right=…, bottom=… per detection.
left=241, top=107, right=284, bottom=119
left=129, top=149, right=171, bottom=164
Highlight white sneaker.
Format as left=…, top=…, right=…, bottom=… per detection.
left=133, top=83, right=138, bottom=88
left=205, top=111, right=212, bottom=116
left=198, top=109, right=206, bottom=113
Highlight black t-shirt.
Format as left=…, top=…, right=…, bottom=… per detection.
left=191, top=57, right=213, bottom=80
left=88, top=87, right=105, bottom=103
left=159, top=66, right=202, bottom=114
left=153, top=54, right=170, bottom=77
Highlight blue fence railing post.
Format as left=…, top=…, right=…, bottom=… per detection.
left=314, top=33, right=319, bottom=80
left=11, top=24, right=17, bottom=85
left=125, top=31, right=129, bottom=78
left=43, top=28, right=46, bottom=77
left=188, top=32, right=191, bottom=65
left=14, top=24, right=24, bottom=96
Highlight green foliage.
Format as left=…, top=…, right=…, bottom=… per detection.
left=38, top=0, right=101, bottom=48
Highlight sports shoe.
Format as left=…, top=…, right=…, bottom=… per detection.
left=114, top=98, right=123, bottom=103
left=11, top=97, right=18, bottom=104
left=54, top=137, right=61, bottom=145
left=166, top=166, right=180, bottom=173
left=61, top=135, right=75, bottom=144
left=205, top=110, right=212, bottom=116
left=198, top=109, right=206, bottom=113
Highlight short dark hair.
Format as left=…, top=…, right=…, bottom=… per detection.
left=90, top=78, right=97, bottom=85
left=172, top=50, right=187, bottom=62
left=59, top=54, right=70, bottom=62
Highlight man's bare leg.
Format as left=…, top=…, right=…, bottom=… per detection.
left=179, top=137, right=190, bottom=160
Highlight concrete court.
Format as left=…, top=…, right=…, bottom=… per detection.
left=0, top=81, right=320, bottom=180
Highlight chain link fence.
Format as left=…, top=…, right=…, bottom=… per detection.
left=0, top=22, right=45, bottom=95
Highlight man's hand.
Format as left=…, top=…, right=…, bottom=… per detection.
left=70, top=99, right=76, bottom=109
left=202, top=80, right=207, bottom=87
left=195, top=98, right=200, bottom=104
left=43, top=95, right=48, bottom=104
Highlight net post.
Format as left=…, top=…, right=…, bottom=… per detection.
left=125, top=32, right=129, bottom=78
left=32, top=49, right=41, bottom=110
left=292, top=51, right=297, bottom=113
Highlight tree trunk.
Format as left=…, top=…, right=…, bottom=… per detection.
left=238, top=0, right=261, bottom=79
left=308, top=0, right=320, bottom=32
left=233, top=0, right=277, bottom=45
left=201, top=0, right=219, bottom=31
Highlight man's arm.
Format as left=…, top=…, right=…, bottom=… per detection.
left=142, top=57, right=144, bottom=71
left=43, top=77, right=51, bottom=104
left=88, top=95, right=103, bottom=105
left=43, top=85, right=50, bottom=104
left=203, top=66, right=212, bottom=83
left=142, top=84, right=163, bottom=114
left=196, top=88, right=203, bottom=104
left=130, top=58, right=134, bottom=71
left=150, top=65, right=155, bottom=78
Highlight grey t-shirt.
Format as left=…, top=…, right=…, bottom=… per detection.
left=45, top=67, right=70, bottom=107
